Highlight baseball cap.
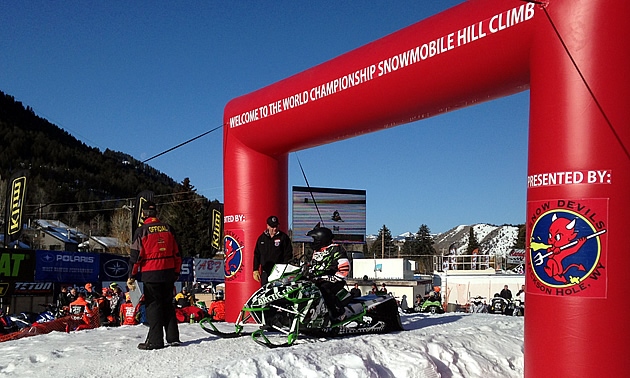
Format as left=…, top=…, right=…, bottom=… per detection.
left=142, top=201, right=157, bottom=212
left=266, top=215, right=279, bottom=227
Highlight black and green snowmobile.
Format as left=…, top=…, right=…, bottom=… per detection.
left=200, top=264, right=404, bottom=347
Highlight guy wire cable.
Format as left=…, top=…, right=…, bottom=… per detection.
left=142, top=125, right=222, bottom=164
left=294, top=153, right=324, bottom=227
left=521, top=0, right=629, bottom=161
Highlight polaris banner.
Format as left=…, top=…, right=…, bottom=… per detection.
left=178, top=257, right=194, bottom=282
left=194, top=258, right=225, bottom=283
left=99, top=253, right=130, bottom=281
left=4, top=170, right=28, bottom=244
left=35, top=250, right=99, bottom=282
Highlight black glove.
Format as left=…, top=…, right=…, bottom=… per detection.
left=300, top=264, right=313, bottom=280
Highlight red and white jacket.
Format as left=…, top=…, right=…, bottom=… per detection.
left=129, top=217, right=182, bottom=283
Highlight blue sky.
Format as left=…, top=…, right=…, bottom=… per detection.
left=0, top=1, right=529, bottom=236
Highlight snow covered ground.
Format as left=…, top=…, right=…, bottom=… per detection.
left=0, top=312, right=524, bottom=378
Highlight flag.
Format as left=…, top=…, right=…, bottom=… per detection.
left=449, top=243, right=457, bottom=270
left=471, top=248, right=479, bottom=270
left=4, top=170, right=28, bottom=245
left=210, top=204, right=224, bottom=254
left=132, top=190, right=154, bottom=237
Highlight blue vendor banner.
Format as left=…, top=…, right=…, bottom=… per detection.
left=178, top=257, right=194, bottom=282
left=35, top=250, right=99, bottom=283
left=99, top=253, right=130, bottom=281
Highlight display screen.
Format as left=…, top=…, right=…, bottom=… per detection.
left=292, top=186, right=366, bottom=243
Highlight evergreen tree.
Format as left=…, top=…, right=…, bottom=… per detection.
left=162, top=178, right=215, bottom=258
left=369, top=225, right=396, bottom=258
left=416, top=224, right=436, bottom=255
left=402, top=224, right=437, bottom=273
left=466, top=226, right=480, bottom=255
left=513, top=224, right=526, bottom=249
left=465, top=226, right=481, bottom=269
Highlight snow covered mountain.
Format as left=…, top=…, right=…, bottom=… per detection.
left=432, top=223, right=520, bottom=257
left=367, top=223, right=521, bottom=257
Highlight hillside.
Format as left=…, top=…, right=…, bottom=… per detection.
left=0, top=90, right=217, bottom=257
left=433, top=223, right=521, bottom=257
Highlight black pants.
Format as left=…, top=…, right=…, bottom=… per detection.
left=144, top=281, right=179, bottom=346
left=317, top=280, right=346, bottom=316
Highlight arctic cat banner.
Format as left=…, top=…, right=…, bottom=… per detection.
left=0, top=249, right=35, bottom=298
left=0, top=249, right=35, bottom=281
left=4, top=170, right=28, bottom=244
left=132, top=190, right=154, bottom=238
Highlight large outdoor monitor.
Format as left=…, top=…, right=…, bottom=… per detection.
left=292, top=186, right=366, bottom=243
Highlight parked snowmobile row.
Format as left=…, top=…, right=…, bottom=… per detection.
left=467, top=295, right=524, bottom=316
left=201, top=264, right=404, bottom=347
left=0, top=303, right=66, bottom=335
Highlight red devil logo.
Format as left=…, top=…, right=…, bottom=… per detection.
left=224, top=236, right=243, bottom=277
left=543, top=214, right=587, bottom=283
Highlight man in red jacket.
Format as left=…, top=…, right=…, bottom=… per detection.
left=119, top=293, right=140, bottom=326
left=128, top=201, right=182, bottom=350
left=69, top=292, right=97, bottom=330
left=208, top=290, right=226, bottom=321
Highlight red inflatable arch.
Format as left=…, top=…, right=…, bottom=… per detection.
left=222, top=0, right=629, bottom=375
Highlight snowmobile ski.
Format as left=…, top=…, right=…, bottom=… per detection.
left=199, top=318, right=252, bottom=338
left=251, top=328, right=299, bottom=348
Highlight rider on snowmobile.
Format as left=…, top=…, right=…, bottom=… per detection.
left=306, top=224, right=351, bottom=321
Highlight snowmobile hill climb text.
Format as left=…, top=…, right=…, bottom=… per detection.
left=200, top=263, right=404, bottom=348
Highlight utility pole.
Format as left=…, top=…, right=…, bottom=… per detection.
left=381, top=231, right=384, bottom=259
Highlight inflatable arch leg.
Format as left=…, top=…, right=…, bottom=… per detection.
left=222, top=1, right=630, bottom=375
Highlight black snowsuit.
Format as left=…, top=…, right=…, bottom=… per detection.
left=253, top=230, right=293, bottom=285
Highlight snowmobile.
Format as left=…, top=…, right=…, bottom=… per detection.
left=488, top=295, right=510, bottom=315
left=16, top=303, right=64, bottom=325
left=511, top=298, right=524, bottom=316
left=414, top=295, right=445, bottom=314
left=200, top=264, right=404, bottom=347
left=0, top=312, right=31, bottom=335
left=466, top=296, right=488, bottom=313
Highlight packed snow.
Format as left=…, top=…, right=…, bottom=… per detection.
left=0, top=312, right=524, bottom=378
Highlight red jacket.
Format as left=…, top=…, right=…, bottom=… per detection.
left=69, top=297, right=95, bottom=324
left=130, top=217, right=182, bottom=282
left=208, top=300, right=226, bottom=321
left=120, top=302, right=139, bottom=325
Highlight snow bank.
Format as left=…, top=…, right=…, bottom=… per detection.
left=0, top=313, right=524, bottom=378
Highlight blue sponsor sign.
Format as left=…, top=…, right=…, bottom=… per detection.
left=100, top=253, right=130, bottom=281
left=35, top=250, right=99, bottom=282
left=178, top=257, right=194, bottom=282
